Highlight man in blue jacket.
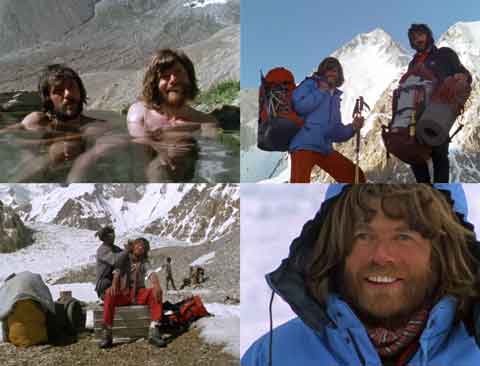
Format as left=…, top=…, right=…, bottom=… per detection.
left=242, top=184, right=480, bottom=365
left=289, top=57, right=365, bottom=183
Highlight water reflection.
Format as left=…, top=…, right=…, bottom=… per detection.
left=0, top=110, right=239, bottom=183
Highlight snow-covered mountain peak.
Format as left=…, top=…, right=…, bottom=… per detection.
left=331, top=28, right=410, bottom=132
left=0, top=184, right=239, bottom=243
left=438, top=21, right=480, bottom=77
left=439, top=21, right=480, bottom=49
left=333, top=28, right=411, bottom=67
left=353, top=28, right=393, bottom=46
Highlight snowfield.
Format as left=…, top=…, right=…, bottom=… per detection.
left=0, top=223, right=187, bottom=284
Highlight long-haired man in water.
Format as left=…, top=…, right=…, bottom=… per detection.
left=127, top=49, right=218, bottom=182
left=0, top=64, right=114, bottom=181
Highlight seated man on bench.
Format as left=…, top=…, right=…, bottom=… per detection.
left=99, top=237, right=166, bottom=348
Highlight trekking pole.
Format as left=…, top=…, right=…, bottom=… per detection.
left=355, top=128, right=360, bottom=183
left=352, top=97, right=370, bottom=183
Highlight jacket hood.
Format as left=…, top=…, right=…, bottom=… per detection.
left=408, top=23, right=435, bottom=51
left=266, top=184, right=478, bottom=334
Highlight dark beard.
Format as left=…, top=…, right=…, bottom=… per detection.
left=165, top=90, right=187, bottom=108
left=414, top=43, right=431, bottom=53
left=54, top=102, right=82, bottom=121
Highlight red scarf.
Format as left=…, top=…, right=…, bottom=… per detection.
left=414, top=51, right=429, bottom=66
left=366, top=306, right=430, bottom=358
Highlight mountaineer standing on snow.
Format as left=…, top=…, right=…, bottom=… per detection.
left=289, top=57, right=366, bottom=183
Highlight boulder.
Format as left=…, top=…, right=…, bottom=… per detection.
left=0, top=91, right=41, bottom=112
left=210, top=105, right=239, bottom=131
left=0, top=200, right=34, bottom=253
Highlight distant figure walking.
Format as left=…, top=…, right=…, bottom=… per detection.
left=165, top=257, right=177, bottom=291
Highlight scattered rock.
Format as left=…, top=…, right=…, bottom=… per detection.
left=0, top=200, right=34, bottom=253
left=0, top=91, right=41, bottom=112
left=0, top=329, right=239, bottom=366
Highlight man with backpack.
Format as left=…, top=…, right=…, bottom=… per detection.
left=403, top=24, right=471, bottom=182
left=288, top=57, right=366, bottom=183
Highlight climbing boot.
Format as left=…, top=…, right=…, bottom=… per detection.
left=148, top=325, right=167, bottom=348
left=99, top=325, right=113, bottom=349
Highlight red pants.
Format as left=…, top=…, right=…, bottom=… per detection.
left=290, top=149, right=366, bottom=183
left=103, top=287, right=163, bottom=327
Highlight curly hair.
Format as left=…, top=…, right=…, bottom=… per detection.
left=141, top=49, right=199, bottom=109
left=95, top=225, right=115, bottom=243
left=131, top=237, right=150, bottom=261
left=316, top=57, right=344, bottom=87
left=305, top=184, right=480, bottom=324
left=38, top=64, right=87, bottom=114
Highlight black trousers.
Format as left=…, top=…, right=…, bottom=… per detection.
left=410, top=142, right=449, bottom=183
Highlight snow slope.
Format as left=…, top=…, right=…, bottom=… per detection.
left=197, top=303, right=240, bottom=357
left=438, top=21, right=480, bottom=77
left=191, top=251, right=215, bottom=266
left=333, top=28, right=410, bottom=135
left=26, top=184, right=190, bottom=234
left=0, top=222, right=185, bottom=283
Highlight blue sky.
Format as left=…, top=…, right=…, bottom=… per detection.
left=241, top=0, right=480, bottom=88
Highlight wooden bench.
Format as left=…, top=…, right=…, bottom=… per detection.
left=93, top=305, right=151, bottom=343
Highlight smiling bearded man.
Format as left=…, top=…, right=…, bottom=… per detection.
left=242, top=184, right=480, bottom=366
left=343, top=203, right=437, bottom=317
left=127, top=48, right=218, bottom=182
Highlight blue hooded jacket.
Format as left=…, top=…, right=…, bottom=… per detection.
left=289, top=76, right=355, bottom=154
left=242, top=184, right=480, bottom=366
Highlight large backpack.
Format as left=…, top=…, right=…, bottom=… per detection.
left=161, top=296, right=211, bottom=331
left=47, top=293, right=84, bottom=345
left=416, top=75, right=472, bottom=146
left=257, top=67, right=304, bottom=151
left=381, top=67, right=435, bottom=165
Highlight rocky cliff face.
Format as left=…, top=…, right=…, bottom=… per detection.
left=0, top=0, right=239, bottom=111
left=0, top=0, right=96, bottom=54
left=0, top=200, right=33, bottom=253
left=144, top=183, right=239, bottom=242
left=0, top=183, right=239, bottom=244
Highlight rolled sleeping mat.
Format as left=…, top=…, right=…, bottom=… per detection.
left=416, top=102, right=456, bottom=146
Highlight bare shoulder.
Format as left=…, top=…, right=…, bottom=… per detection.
left=21, top=111, right=49, bottom=130
left=127, top=101, right=146, bottom=125
left=185, top=106, right=218, bottom=124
